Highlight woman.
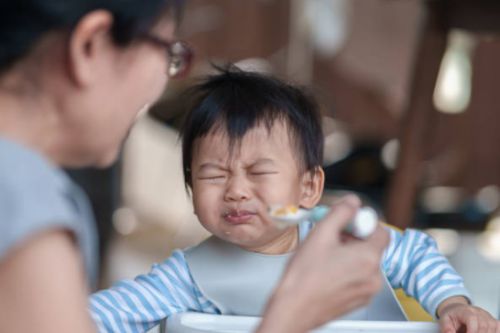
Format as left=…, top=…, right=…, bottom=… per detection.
left=0, top=1, right=388, bottom=332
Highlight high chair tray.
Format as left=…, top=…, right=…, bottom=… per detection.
left=166, top=313, right=440, bottom=333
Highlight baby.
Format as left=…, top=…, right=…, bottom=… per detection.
left=90, top=67, right=498, bottom=333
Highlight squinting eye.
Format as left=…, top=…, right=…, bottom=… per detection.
left=199, top=176, right=226, bottom=182
left=250, top=171, right=277, bottom=176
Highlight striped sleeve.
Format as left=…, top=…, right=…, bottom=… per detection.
left=382, top=228, right=471, bottom=318
left=89, top=250, right=219, bottom=333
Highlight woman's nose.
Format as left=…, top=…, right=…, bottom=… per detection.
left=224, top=176, right=251, bottom=202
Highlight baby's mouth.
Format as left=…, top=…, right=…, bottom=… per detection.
left=223, top=210, right=256, bottom=225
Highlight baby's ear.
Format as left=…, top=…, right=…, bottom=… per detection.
left=299, top=167, right=325, bottom=209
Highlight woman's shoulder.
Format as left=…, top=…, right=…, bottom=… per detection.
left=0, top=137, right=66, bottom=189
left=0, top=137, right=77, bottom=222
left=0, top=137, right=97, bottom=281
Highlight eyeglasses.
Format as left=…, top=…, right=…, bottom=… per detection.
left=142, top=34, right=194, bottom=78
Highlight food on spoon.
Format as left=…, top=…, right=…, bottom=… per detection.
left=271, top=205, right=299, bottom=217
left=269, top=204, right=378, bottom=239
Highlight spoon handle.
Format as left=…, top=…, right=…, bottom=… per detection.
left=310, top=205, right=330, bottom=221
left=309, top=205, right=378, bottom=239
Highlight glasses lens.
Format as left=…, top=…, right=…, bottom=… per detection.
left=168, top=41, right=193, bottom=78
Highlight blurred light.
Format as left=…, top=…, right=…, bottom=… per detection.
left=306, top=0, right=349, bottom=57
left=381, top=139, right=399, bottom=170
left=323, top=131, right=352, bottom=165
left=433, top=30, right=476, bottom=114
left=486, top=215, right=500, bottom=232
left=113, top=207, right=139, bottom=235
left=476, top=185, right=500, bottom=214
left=322, top=117, right=352, bottom=166
left=421, top=186, right=464, bottom=213
left=425, top=228, right=460, bottom=256
left=477, top=214, right=500, bottom=262
left=235, top=58, right=274, bottom=74
left=477, top=230, right=500, bottom=262
left=288, top=0, right=314, bottom=83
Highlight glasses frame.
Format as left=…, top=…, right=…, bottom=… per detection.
left=142, top=34, right=194, bottom=79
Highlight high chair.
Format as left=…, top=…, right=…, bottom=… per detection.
left=395, top=289, right=433, bottom=322
left=162, top=313, right=438, bottom=333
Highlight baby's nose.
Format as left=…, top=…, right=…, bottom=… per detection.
left=224, top=177, right=251, bottom=201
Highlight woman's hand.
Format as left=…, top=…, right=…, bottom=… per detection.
left=257, top=195, right=389, bottom=333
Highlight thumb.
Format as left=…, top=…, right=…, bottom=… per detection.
left=305, top=194, right=361, bottom=245
left=324, top=194, right=362, bottom=231
left=364, top=224, right=389, bottom=253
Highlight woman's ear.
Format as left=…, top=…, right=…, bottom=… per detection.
left=67, top=10, right=114, bottom=86
left=299, top=167, right=325, bottom=209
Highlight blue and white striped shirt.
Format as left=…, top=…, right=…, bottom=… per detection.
left=89, top=224, right=469, bottom=332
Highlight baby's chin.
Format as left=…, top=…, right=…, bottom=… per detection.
left=225, top=233, right=295, bottom=255
left=217, top=230, right=266, bottom=251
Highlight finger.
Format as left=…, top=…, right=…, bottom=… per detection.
left=487, top=321, right=496, bottom=333
left=439, top=316, right=454, bottom=333
left=333, top=278, right=380, bottom=313
left=345, top=226, right=389, bottom=267
left=360, top=271, right=384, bottom=297
left=308, top=194, right=361, bottom=243
left=329, top=193, right=362, bottom=207
left=323, top=194, right=362, bottom=231
left=479, top=318, right=490, bottom=333
left=364, top=224, right=390, bottom=252
left=465, top=315, right=479, bottom=333
left=340, top=233, right=357, bottom=243
left=484, top=317, right=494, bottom=333
left=484, top=315, right=497, bottom=333
left=335, top=245, right=384, bottom=287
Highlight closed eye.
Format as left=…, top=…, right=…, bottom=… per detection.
left=250, top=171, right=278, bottom=176
left=198, top=175, right=226, bottom=181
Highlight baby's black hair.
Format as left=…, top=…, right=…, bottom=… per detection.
left=180, top=66, right=324, bottom=189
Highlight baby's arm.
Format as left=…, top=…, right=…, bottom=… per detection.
left=382, top=228, right=470, bottom=317
left=89, top=250, right=208, bottom=333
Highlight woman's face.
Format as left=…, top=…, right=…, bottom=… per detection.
left=61, top=16, right=176, bottom=167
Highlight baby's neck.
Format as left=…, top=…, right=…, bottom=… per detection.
left=243, top=227, right=298, bottom=255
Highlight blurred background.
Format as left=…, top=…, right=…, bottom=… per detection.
left=68, top=0, right=500, bottom=321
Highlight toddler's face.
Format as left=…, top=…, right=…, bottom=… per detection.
left=190, top=121, right=321, bottom=253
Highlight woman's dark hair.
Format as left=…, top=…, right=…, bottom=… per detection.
left=180, top=66, right=324, bottom=189
left=0, top=0, right=185, bottom=73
